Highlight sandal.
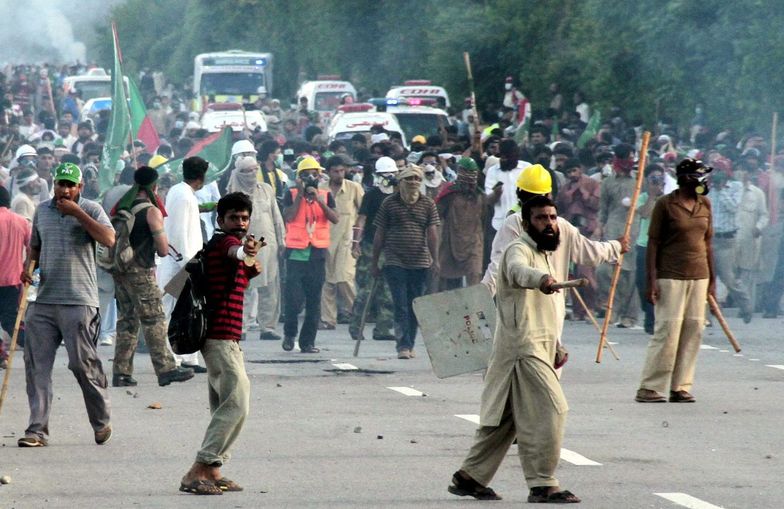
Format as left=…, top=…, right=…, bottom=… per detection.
left=447, top=470, right=502, bottom=500
left=215, top=477, right=243, bottom=492
left=179, top=479, right=223, bottom=495
left=528, top=487, right=581, bottom=503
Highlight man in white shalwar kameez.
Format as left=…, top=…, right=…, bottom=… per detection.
left=158, top=157, right=209, bottom=370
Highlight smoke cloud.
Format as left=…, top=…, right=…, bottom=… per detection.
left=0, top=0, right=123, bottom=64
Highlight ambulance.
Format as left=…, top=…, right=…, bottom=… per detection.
left=200, top=103, right=268, bottom=133
left=327, top=103, right=403, bottom=145
left=385, top=80, right=451, bottom=109
left=193, top=50, right=273, bottom=111
left=296, top=77, right=357, bottom=126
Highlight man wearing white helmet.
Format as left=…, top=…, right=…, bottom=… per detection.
left=347, top=156, right=398, bottom=341
left=218, top=139, right=256, bottom=195
left=9, top=145, right=49, bottom=204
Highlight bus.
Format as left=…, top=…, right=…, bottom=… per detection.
left=192, top=50, right=273, bottom=111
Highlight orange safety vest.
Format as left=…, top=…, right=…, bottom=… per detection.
left=285, top=188, right=331, bottom=249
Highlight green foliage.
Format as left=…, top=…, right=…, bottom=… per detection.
left=95, top=0, right=784, bottom=133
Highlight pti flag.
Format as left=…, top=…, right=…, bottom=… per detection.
left=99, top=21, right=130, bottom=194
left=128, top=77, right=161, bottom=154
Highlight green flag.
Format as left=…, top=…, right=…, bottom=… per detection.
left=99, top=22, right=130, bottom=194
left=164, top=127, right=235, bottom=183
left=127, top=77, right=161, bottom=152
left=577, top=111, right=601, bottom=149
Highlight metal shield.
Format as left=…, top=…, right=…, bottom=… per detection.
left=413, top=284, right=496, bottom=379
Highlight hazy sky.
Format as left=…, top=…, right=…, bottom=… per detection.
left=0, top=0, right=123, bottom=64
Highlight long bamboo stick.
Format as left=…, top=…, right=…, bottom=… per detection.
left=571, top=287, right=619, bottom=360
left=0, top=259, right=35, bottom=417
left=768, top=112, right=778, bottom=225
left=596, top=131, right=651, bottom=363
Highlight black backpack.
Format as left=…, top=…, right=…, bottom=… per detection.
left=167, top=234, right=238, bottom=354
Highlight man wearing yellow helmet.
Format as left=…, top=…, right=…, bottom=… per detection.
left=280, top=156, right=339, bottom=353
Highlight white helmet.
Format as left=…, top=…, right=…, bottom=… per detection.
left=374, top=156, right=398, bottom=174
left=15, top=144, right=37, bottom=160
left=231, top=139, right=256, bottom=157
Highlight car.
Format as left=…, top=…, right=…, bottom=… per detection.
left=326, top=104, right=403, bottom=144
left=199, top=103, right=268, bottom=133
left=79, top=97, right=113, bottom=123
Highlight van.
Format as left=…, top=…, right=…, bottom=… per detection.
left=327, top=104, right=403, bottom=144
left=296, top=78, right=357, bottom=126
left=386, top=80, right=451, bottom=109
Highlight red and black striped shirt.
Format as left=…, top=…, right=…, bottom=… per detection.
left=205, top=234, right=258, bottom=340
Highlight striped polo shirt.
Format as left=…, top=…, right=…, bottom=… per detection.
left=31, top=196, right=113, bottom=307
left=373, top=193, right=440, bottom=269
left=204, top=233, right=258, bottom=340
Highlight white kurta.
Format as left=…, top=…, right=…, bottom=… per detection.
left=482, top=214, right=621, bottom=298
left=158, top=181, right=203, bottom=290
left=484, top=161, right=530, bottom=230
left=735, top=183, right=768, bottom=271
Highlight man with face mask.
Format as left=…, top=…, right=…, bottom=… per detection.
left=348, top=157, right=398, bottom=342
left=636, top=158, right=715, bottom=403
left=18, top=162, right=115, bottom=447
left=372, top=165, right=441, bottom=359
left=449, top=196, right=581, bottom=504
left=228, top=156, right=286, bottom=340
left=10, top=168, right=41, bottom=223
left=596, top=143, right=641, bottom=327
left=281, top=157, right=339, bottom=353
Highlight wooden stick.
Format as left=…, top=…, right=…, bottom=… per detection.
left=0, top=259, right=35, bottom=417
left=463, top=52, right=482, bottom=153
left=707, top=294, right=742, bottom=353
left=571, top=287, right=619, bottom=360
left=551, top=278, right=588, bottom=290
left=768, top=112, right=778, bottom=225
left=596, top=131, right=651, bottom=363
left=353, top=277, right=378, bottom=357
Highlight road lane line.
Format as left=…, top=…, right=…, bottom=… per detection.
left=749, top=359, right=760, bottom=361
left=559, top=448, right=602, bottom=466
left=719, top=349, right=729, bottom=353
left=700, top=345, right=719, bottom=350
left=454, top=415, right=601, bottom=465
left=332, top=363, right=358, bottom=370
left=765, top=364, right=784, bottom=370
left=387, top=386, right=424, bottom=397
left=654, top=492, right=724, bottom=509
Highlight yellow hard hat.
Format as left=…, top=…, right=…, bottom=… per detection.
left=296, top=156, right=323, bottom=174
left=149, top=154, right=168, bottom=169
left=516, top=164, right=552, bottom=194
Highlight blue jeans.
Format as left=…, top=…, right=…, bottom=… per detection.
left=635, top=245, right=655, bottom=332
left=383, top=266, right=427, bottom=352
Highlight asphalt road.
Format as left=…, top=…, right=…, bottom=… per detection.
left=0, top=309, right=782, bottom=508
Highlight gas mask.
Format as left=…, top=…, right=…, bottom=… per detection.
left=504, top=83, right=512, bottom=91
left=675, top=158, right=713, bottom=195
left=376, top=173, right=397, bottom=194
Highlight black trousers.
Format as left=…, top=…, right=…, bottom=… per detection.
left=283, top=258, right=326, bottom=349
left=0, top=285, right=24, bottom=351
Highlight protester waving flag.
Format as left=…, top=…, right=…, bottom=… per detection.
left=164, top=127, right=234, bottom=183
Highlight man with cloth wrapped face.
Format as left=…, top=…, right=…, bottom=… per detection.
left=110, top=166, right=195, bottom=387
left=372, top=164, right=440, bottom=359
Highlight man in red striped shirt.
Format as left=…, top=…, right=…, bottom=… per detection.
left=180, top=192, right=262, bottom=496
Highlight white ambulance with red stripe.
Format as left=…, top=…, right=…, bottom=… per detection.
left=385, top=80, right=451, bottom=109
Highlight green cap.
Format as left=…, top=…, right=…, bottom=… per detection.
left=54, top=162, right=82, bottom=184
left=457, top=156, right=479, bottom=172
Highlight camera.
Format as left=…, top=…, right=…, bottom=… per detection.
left=302, top=174, right=320, bottom=188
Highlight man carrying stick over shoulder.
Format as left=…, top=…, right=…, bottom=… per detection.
left=449, top=196, right=592, bottom=504
left=636, top=158, right=714, bottom=403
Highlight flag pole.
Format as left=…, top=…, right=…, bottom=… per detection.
left=769, top=112, right=778, bottom=225
left=463, top=52, right=482, bottom=153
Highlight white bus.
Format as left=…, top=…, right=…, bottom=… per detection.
left=193, top=50, right=273, bottom=110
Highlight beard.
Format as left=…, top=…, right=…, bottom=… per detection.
left=526, top=224, right=560, bottom=252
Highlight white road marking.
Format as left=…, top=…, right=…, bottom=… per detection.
left=765, top=364, right=784, bottom=370
left=454, top=415, right=601, bottom=465
left=733, top=354, right=743, bottom=357
left=654, top=492, right=724, bottom=509
left=719, top=349, right=729, bottom=353
left=700, top=345, right=719, bottom=350
left=607, top=341, right=618, bottom=345
left=387, top=386, right=424, bottom=397
left=749, top=358, right=760, bottom=361
left=559, top=448, right=602, bottom=466
left=332, top=363, right=358, bottom=370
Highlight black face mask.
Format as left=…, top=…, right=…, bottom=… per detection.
left=526, top=223, right=561, bottom=252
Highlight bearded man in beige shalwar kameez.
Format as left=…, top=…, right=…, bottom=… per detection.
left=448, top=196, right=624, bottom=504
